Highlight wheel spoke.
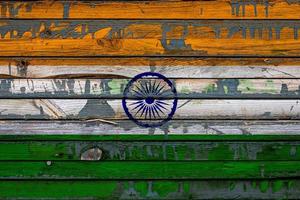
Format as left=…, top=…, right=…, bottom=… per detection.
left=156, top=100, right=170, bottom=106
left=129, top=100, right=143, bottom=106
left=134, top=104, right=146, bottom=116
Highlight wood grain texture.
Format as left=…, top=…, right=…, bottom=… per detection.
left=1, top=58, right=300, bottom=78
left=0, top=161, right=299, bottom=179
left=1, top=20, right=300, bottom=56
left=1, top=120, right=300, bottom=135
left=0, top=99, right=299, bottom=120
left=0, top=140, right=300, bottom=161
left=1, top=78, right=299, bottom=99
left=1, top=0, right=300, bottom=19
left=0, top=180, right=299, bottom=199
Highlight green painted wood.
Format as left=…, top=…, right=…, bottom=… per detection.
left=0, top=141, right=299, bottom=161
left=0, top=161, right=299, bottom=179
left=0, top=180, right=299, bottom=199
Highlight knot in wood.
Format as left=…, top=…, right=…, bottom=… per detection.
left=80, top=147, right=103, bottom=161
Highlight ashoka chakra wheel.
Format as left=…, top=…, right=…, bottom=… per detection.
left=122, top=72, right=177, bottom=128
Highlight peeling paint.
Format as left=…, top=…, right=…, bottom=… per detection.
left=230, top=0, right=269, bottom=17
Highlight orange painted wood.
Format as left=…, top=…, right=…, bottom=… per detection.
left=1, top=20, right=300, bottom=56
left=0, top=0, right=300, bottom=19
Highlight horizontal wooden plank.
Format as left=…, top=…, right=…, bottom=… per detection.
left=0, top=99, right=299, bottom=120
left=1, top=120, right=300, bottom=135
left=1, top=141, right=300, bottom=161
left=1, top=58, right=300, bottom=78
left=0, top=180, right=299, bottom=199
left=1, top=20, right=300, bottom=56
left=0, top=161, right=299, bottom=179
left=1, top=0, right=299, bottom=20
left=1, top=78, right=300, bottom=99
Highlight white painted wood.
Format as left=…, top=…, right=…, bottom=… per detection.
left=0, top=99, right=299, bottom=119
left=0, top=120, right=299, bottom=135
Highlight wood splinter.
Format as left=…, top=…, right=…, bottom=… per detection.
left=84, top=118, right=118, bottom=125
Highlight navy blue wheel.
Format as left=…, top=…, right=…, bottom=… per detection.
left=122, top=72, right=177, bottom=128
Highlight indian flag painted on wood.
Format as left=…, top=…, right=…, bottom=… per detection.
left=0, top=1, right=300, bottom=199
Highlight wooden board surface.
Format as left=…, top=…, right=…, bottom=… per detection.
left=1, top=1, right=300, bottom=199
left=0, top=140, right=299, bottom=161
left=1, top=0, right=300, bottom=19
left=1, top=78, right=300, bottom=99
left=0, top=99, right=298, bottom=120
left=1, top=180, right=299, bottom=199
left=1, top=58, right=300, bottom=78
left=1, top=20, right=300, bottom=56
left=0, top=161, right=300, bottom=179
left=1, top=120, right=300, bottom=135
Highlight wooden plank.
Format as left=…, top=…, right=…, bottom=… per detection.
left=1, top=141, right=300, bottom=161
left=1, top=0, right=300, bottom=20
left=1, top=20, right=300, bottom=56
left=0, top=99, right=299, bottom=120
left=0, top=161, right=299, bottom=179
left=0, top=180, right=299, bottom=199
left=1, top=120, right=300, bottom=135
left=1, top=58, right=300, bottom=78
left=1, top=78, right=300, bottom=99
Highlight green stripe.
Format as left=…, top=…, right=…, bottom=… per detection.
left=0, top=141, right=299, bottom=161
left=0, top=180, right=299, bottom=199
left=0, top=161, right=299, bottom=179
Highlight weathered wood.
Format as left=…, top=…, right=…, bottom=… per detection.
left=1, top=0, right=299, bottom=19
left=0, top=120, right=300, bottom=135
left=1, top=20, right=300, bottom=56
left=0, top=99, right=299, bottom=120
left=0, top=141, right=300, bottom=161
left=1, top=58, right=300, bottom=78
left=0, top=161, right=299, bottom=179
left=0, top=78, right=299, bottom=99
left=1, top=1, right=300, bottom=199
left=0, top=180, right=299, bottom=199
